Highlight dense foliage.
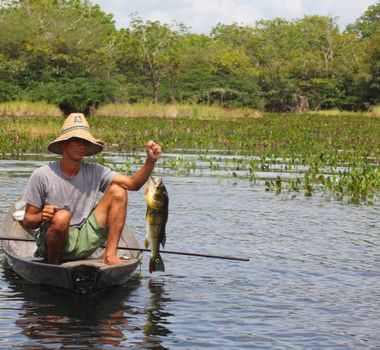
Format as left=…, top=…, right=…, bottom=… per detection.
left=0, top=0, right=379, bottom=112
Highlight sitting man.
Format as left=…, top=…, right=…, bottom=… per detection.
left=22, top=112, right=161, bottom=265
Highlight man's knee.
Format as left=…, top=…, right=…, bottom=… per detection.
left=50, top=209, right=71, bottom=233
left=108, top=184, right=128, bottom=204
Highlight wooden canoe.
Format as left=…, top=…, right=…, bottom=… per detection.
left=0, top=200, right=142, bottom=295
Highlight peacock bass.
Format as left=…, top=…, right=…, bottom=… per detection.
left=145, top=176, right=169, bottom=273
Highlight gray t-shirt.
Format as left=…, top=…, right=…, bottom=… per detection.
left=23, top=161, right=117, bottom=227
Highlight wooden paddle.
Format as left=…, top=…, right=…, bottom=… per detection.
left=0, top=236, right=249, bottom=262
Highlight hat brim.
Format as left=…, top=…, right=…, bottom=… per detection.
left=47, top=130, right=104, bottom=156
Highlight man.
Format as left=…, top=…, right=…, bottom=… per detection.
left=23, top=112, right=161, bottom=265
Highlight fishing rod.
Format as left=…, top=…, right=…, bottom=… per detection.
left=0, top=236, right=250, bottom=262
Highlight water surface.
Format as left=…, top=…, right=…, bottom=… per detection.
left=0, top=155, right=379, bottom=349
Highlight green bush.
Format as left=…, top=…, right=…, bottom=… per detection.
left=0, top=81, right=22, bottom=102
left=27, top=77, right=116, bottom=115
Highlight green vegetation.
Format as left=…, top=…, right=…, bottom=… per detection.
left=0, top=113, right=379, bottom=203
left=0, top=1, right=379, bottom=113
left=0, top=100, right=262, bottom=119
left=0, top=101, right=62, bottom=117
left=0, top=1, right=379, bottom=203
left=94, top=102, right=262, bottom=119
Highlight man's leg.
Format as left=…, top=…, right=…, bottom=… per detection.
left=46, top=209, right=71, bottom=265
left=94, top=184, right=128, bottom=265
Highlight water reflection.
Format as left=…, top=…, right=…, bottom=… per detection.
left=3, top=267, right=139, bottom=348
left=143, top=279, right=173, bottom=348
left=1, top=267, right=173, bottom=349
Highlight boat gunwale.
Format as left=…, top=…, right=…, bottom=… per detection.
left=3, top=249, right=141, bottom=270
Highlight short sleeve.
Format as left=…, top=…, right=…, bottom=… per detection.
left=99, top=165, right=118, bottom=193
left=23, top=167, right=47, bottom=209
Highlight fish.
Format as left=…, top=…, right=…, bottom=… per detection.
left=144, top=176, right=169, bottom=273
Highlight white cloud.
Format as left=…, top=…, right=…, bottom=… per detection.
left=271, top=0, right=303, bottom=18
left=144, top=10, right=174, bottom=25
left=184, top=0, right=263, bottom=32
left=301, top=0, right=377, bottom=26
left=92, top=0, right=378, bottom=33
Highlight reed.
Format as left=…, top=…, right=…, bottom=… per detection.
left=370, top=105, right=380, bottom=117
left=306, top=109, right=371, bottom=117
left=93, top=103, right=262, bottom=119
left=0, top=101, right=62, bottom=118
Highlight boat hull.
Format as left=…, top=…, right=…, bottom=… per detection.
left=1, top=201, right=143, bottom=294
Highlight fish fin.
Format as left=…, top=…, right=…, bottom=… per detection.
left=149, top=255, right=165, bottom=273
left=144, top=238, right=150, bottom=249
left=161, top=233, right=166, bottom=248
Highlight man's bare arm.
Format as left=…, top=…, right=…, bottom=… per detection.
left=112, top=140, right=162, bottom=191
left=23, top=203, right=57, bottom=229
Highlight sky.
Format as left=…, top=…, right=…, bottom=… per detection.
left=91, top=0, right=378, bottom=33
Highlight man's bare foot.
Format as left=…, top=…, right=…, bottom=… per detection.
left=103, top=255, right=124, bottom=265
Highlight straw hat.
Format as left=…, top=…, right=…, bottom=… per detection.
left=47, top=113, right=104, bottom=156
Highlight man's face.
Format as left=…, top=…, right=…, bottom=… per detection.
left=62, top=138, right=90, bottom=160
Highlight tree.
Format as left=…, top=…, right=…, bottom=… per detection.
left=346, top=2, right=380, bottom=107
left=347, top=1, right=380, bottom=38
left=0, top=0, right=118, bottom=109
left=0, top=1, right=378, bottom=110
left=208, top=23, right=262, bottom=108
left=127, top=15, right=188, bottom=103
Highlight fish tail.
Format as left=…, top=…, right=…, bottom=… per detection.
left=149, top=254, right=165, bottom=273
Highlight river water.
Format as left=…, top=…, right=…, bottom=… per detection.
left=0, top=154, right=379, bottom=349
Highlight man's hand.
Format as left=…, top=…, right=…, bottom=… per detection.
left=145, top=140, right=162, bottom=161
left=24, top=203, right=58, bottom=229
left=41, top=204, right=58, bottom=222
left=112, top=140, right=163, bottom=191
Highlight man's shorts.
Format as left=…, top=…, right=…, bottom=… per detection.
left=35, top=211, right=108, bottom=260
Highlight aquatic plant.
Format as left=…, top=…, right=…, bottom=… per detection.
left=0, top=113, right=379, bottom=203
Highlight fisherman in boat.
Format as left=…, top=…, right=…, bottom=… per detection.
left=22, top=113, right=162, bottom=265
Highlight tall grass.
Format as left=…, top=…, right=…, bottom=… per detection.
left=371, top=105, right=380, bottom=117
left=1, top=100, right=377, bottom=119
left=306, top=109, right=371, bottom=117
left=0, top=101, right=62, bottom=117
left=94, top=103, right=262, bottom=119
